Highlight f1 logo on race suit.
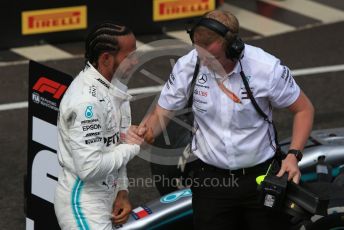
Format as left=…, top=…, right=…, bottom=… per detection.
left=33, top=77, right=67, bottom=99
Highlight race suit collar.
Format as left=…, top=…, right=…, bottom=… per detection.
left=111, top=78, right=132, bottom=100
left=111, top=78, right=128, bottom=92
left=85, top=62, right=132, bottom=100
left=85, top=62, right=114, bottom=91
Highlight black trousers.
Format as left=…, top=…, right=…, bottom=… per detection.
left=190, top=159, right=291, bottom=230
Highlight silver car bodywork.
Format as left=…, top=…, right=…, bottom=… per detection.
left=116, top=128, right=344, bottom=229
left=281, top=127, right=344, bottom=176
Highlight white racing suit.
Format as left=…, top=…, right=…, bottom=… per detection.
left=54, top=63, right=139, bottom=230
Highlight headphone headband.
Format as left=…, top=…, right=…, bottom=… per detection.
left=196, top=18, right=231, bottom=37
left=186, top=16, right=244, bottom=61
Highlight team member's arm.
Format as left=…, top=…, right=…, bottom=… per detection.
left=66, top=102, right=141, bottom=182
left=128, top=51, right=198, bottom=141
left=127, top=105, right=174, bottom=143
left=276, top=91, right=314, bottom=183
left=268, top=62, right=314, bottom=183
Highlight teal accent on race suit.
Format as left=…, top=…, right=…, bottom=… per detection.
left=148, top=209, right=193, bottom=230
left=301, top=166, right=342, bottom=182
left=72, top=178, right=90, bottom=230
left=85, top=106, right=93, bottom=118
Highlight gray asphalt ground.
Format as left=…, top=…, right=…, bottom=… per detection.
left=0, top=19, right=344, bottom=229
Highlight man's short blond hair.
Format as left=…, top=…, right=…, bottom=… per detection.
left=193, top=10, right=239, bottom=48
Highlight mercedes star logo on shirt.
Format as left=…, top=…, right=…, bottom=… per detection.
left=198, top=74, right=207, bottom=84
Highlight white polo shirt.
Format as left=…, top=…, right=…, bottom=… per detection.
left=158, top=44, right=300, bottom=170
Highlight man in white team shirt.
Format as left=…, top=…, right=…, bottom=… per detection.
left=128, top=10, right=314, bottom=230
left=54, top=22, right=144, bottom=230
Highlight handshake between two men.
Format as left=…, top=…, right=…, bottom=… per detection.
left=126, top=124, right=155, bottom=146
left=125, top=105, right=173, bottom=147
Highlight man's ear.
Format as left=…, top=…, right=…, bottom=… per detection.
left=99, top=52, right=111, bottom=67
left=96, top=52, right=116, bottom=80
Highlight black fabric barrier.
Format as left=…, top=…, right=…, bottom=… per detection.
left=0, top=0, right=220, bottom=49
left=26, top=60, right=73, bottom=229
left=0, top=0, right=162, bottom=49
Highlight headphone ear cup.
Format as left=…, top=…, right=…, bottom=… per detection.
left=188, top=29, right=194, bottom=43
left=186, top=19, right=199, bottom=44
left=224, top=32, right=237, bottom=59
left=226, top=36, right=245, bottom=61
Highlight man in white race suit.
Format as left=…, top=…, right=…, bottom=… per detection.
left=54, top=22, right=144, bottom=230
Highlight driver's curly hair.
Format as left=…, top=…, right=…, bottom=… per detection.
left=85, top=22, right=132, bottom=68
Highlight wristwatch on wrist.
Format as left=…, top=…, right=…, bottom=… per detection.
left=287, top=149, right=303, bottom=162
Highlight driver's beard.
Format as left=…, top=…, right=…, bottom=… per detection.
left=113, top=67, right=129, bottom=80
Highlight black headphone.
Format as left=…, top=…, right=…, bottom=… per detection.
left=186, top=18, right=245, bottom=61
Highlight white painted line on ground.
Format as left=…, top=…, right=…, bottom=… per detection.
left=0, top=60, right=29, bottom=67
left=220, top=3, right=296, bottom=36
left=128, top=85, right=164, bottom=95
left=292, top=64, right=344, bottom=76
left=136, top=40, right=145, bottom=47
left=1, top=64, right=343, bottom=112
left=140, top=69, right=166, bottom=84
left=11, top=44, right=74, bottom=62
left=0, top=55, right=84, bottom=67
left=0, top=101, right=28, bottom=111
left=136, top=40, right=156, bottom=52
left=260, top=0, right=344, bottom=23
left=0, top=41, right=176, bottom=67
left=166, top=31, right=192, bottom=44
